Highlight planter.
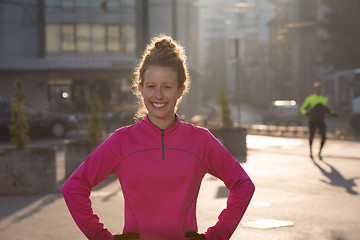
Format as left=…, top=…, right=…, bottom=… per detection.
left=0, top=147, right=56, bottom=194
left=349, top=113, right=360, bottom=135
left=210, top=127, right=247, bottom=163
left=65, top=139, right=93, bottom=179
left=65, top=139, right=116, bottom=180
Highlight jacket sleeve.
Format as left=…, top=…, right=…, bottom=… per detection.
left=61, top=132, right=121, bottom=240
left=323, top=96, right=335, bottom=115
left=300, top=96, right=311, bottom=115
left=202, top=130, right=255, bottom=240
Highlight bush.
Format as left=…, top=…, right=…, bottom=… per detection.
left=87, top=92, right=104, bottom=146
left=9, top=79, right=30, bottom=150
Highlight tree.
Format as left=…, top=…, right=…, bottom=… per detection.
left=9, top=79, right=30, bottom=150
left=319, top=0, right=360, bottom=70
left=86, top=92, right=104, bottom=146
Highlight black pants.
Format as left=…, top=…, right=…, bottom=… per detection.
left=309, top=120, right=326, bottom=152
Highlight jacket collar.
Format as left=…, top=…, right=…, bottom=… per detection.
left=141, top=114, right=181, bottom=133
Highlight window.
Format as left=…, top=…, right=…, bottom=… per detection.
left=122, top=24, right=135, bottom=54
left=76, top=0, right=90, bottom=8
left=46, top=0, right=59, bottom=10
left=45, top=23, right=135, bottom=54
left=107, top=0, right=121, bottom=9
left=354, top=74, right=360, bottom=98
left=92, top=25, right=106, bottom=52
left=62, top=24, right=76, bottom=52
left=77, top=24, right=91, bottom=52
left=89, top=0, right=104, bottom=8
left=46, top=0, right=135, bottom=11
left=61, top=0, right=75, bottom=10
left=46, top=24, right=61, bottom=53
left=121, top=0, right=135, bottom=7
left=48, top=79, right=73, bottom=106
left=107, top=25, right=121, bottom=52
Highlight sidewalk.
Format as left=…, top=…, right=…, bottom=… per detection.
left=0, top=134, right=359, bottom=240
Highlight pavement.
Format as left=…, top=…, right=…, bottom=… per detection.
left=1, top=129, right=360, bottom=239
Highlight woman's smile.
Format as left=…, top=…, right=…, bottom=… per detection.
left=152, top=102, right=167, bottom=108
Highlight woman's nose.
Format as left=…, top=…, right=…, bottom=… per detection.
left=154, top=87, right=163, bottom=98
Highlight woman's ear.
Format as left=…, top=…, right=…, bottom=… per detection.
left=178, top=85, right=185, bottom=98
left=139, top=83, right=143, bottom=96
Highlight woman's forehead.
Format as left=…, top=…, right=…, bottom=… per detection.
left=143, top=66, right=177, bottom=81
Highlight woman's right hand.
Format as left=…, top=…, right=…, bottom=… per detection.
left=114, top=232, right=140, bottom=240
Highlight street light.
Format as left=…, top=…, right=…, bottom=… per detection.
left=172, top=0, right=177, bottom=39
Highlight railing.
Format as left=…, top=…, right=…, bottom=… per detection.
left=243, top=124, right=308, bottom=137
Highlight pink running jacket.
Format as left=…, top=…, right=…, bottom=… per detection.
left=62, top=115, right=255, bottom=240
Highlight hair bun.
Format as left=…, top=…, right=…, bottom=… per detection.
left=155, top=39, right=175, bottom=50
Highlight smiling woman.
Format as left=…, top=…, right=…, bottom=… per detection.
left=62, top=34, right=255, bottom=240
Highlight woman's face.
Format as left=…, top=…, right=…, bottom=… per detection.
left=140, top=65, right=184, bottom=128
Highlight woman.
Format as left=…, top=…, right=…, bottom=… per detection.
left=62, top=35, right=255, bottom=240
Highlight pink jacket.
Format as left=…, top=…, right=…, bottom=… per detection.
left=62, top=115, right=255, bottom=240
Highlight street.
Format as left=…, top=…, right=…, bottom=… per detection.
left=0, top=134, right=359, bottom=240
left=228, top=135, right=360, bottom=240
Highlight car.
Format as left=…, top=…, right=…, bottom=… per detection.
left=0, top=100, right=78, bottom=138
left=262, top=100, right=304, bottom=126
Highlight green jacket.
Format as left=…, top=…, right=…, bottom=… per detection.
left=300, top=94, right=334, bottom=121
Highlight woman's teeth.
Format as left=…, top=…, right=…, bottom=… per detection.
left=152, top=102, right=166, bottom=108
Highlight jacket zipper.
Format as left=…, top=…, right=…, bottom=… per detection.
left=161, top=129, right=165, bottom=160
left=146, top=116, right=175, bottom=161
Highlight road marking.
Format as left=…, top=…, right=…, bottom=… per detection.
left=247, top=135, right=303, bottom=148
left=250, top=201, right=271, bottom=208
left=90, top=191, right=121, bottom=197
left=242, top=219, right=294, bottom=229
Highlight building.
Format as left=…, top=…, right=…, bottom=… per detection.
left=196, top=0, right=275, bottom=109
left=323, top=70, right=353, bottom=112
left=146, top=0, right=201, bottom=117
left=0, top=0, right=139, bottom=114
left=267, top=0, right=324, bottom=104
left=0, top=0, right=202, bottom=119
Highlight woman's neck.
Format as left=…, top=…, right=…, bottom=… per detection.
left=148, top=115, right=177, bottom=130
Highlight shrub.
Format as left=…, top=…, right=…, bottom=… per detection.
left=87, top=92, right=104, bottom=146
left=9, top=79, right=30, bottom=149
left=218, top=89, right=234, bottom=129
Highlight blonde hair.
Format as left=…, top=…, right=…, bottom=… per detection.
left=131, top=34, right=190, bottom=121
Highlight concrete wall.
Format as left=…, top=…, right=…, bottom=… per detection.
left=0, top=147, right=56, bottom=194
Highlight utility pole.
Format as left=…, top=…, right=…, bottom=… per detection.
left=136, top=0, right=148, bottom=57
left=38, top=0, right=45, bottom=58
left=172, top=0, right=177, bottom=39
left=236, top=38, right=241, bottom=126
left=229, top=38, right=242, bottom=126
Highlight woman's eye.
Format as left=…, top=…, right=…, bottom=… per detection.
left=147, top=85, right=154, bottom=88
